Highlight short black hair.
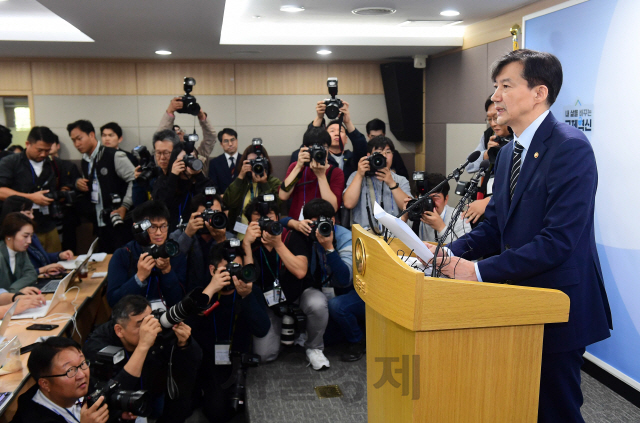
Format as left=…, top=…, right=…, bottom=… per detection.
left=302, top=127, right=331, bottom=148
left=66, top=120, right=95, bottom=136
left=188, top=193, right=224, bottom=217
left=7, top=145, right=23, bottom=153
left=243, top=195, right=280, bottom=221
left=426, top=173, right=449, bottom=197
left=490, top=49, right=563, bottom=106
left=132, top=200, right=170, bottom=223
left=367, top=136, right=395, bottom=154
left=0, top=212, right=34, bottom=238
left=0, top=195, right=33, bottom=226
left=217, top=128, right=238, bottom=143
left=27, top=337, right=82, bottom=382
left=484, top=95, right=494, bottom=112
left=366, top=119, right=386, bottom=136
left=0, top=125, right=12, bottom=150
left=302, top=198, right=335, bottom=219
left=153, top=129, right=179, bottom=149
left=208, top=240, right=245, bottom=268
left=326, top=120, right=344, bottom=131
left=100, top=122, right=123, bottom=138
left=111, top=295, right=151, bottom=325
left=27, top=126, right=57, bottom=145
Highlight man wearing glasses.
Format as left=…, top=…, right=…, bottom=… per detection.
left=106, top=200, right=186, bottom=308
left=13, top=337, right=110, bottom=423
left=208, top=128, right=240, bottom=194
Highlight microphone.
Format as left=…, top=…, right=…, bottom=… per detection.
left=462, top=150, right=482, bottom=169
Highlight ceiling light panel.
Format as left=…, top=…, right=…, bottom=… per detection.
left=440, top=10, right=461, bottom=17
left=280, top=5, right=305, bottom=13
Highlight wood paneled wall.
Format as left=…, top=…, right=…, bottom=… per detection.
left=0, top=60, right=383, bottom=96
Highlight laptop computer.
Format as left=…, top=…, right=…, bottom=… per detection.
left=12, top=270, right=76, bottom=320
left=38, top=238, right=99, bottom=293
left=0, top=301, right=20, bottom=341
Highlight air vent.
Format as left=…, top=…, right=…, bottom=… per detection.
left=399, top=20, right=462, bottom=27
left=352, top=7, right=396, bottom=16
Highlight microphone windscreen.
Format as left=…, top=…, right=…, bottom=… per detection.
left=479, top=160, right=490, bottom=171
left=467, top=150, right=481, bottom=162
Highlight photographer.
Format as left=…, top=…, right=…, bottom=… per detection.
left=279, top=127, right=344, bottom=220
left=12, top=337, right=109, bottom=423
left=343, top=136, right=412, bottom=232
left=169, top=192, right=233, bottom=291
left=107, top=200, right=186, bottom=308
left=0, top=126, right=61, bottom=252
left=67, top=120, right=135, bottom=254
left=224, top=143, right=281, bottom=236
left=100, top=123, right=138, bottom=166
left=401, top=173, right=471, bottom=243
left=241, top=197, right=331, bottom=370
left=209, top=128, right=240, bottom=194
left=187, top=241, right=269, bottom=422
left=158, top=97, right=216, bottom=176
left=152, top=142, right=212, bottom=231
left=0, top=124, right=12, bottom=160
left=365, top=118, right=409, bottom=179
left=83, top=295, right=202, bottom=423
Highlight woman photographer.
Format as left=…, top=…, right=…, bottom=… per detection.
left=0, top=196, right=74, bottom=277
left=223, top=143, right=280, bottom=237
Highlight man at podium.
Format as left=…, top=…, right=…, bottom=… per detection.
left=429, top=49, right=612, bottom=423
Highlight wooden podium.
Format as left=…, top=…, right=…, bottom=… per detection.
left=352, top=225, right=570, bottom=422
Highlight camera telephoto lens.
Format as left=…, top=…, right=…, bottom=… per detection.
left=365, top=152, right=387, bottom=176
left=317, top=220, right=333, bottom=237
left=241, top=264, right=258, bottom=284
left=183, top=155, right=203, bottom=172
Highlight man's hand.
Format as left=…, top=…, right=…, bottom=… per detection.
left=40, top=263, right=66, bottom=276
left=376, top=167, right=395, bottom=187
left=232, top=276, right=252, bottom=299
left=58, top=250, right=74, bottom=260
left=423, top=241, right=448, bottom=258
left=238, top=160, right=252, bottom=180
left=197, top=109, right=207, bottom=121
left=316, top=229, right=334, bottom=251
left=20, top=286, right=42, bottom=296
left=339, top=101, right=351, bottom=124
left=138, top=314, right=162, bottom=350
left=434, top=256, right=478, bottom=281
left=243, top=221, right=262, bottom=246
left=155, top=257, right=171, bottom=274
left=483, top=136, right=501, bottom=160
left=262, top=231, right=283, bottom=249
left=205, top=267, right=231, bottom=298
left=15, top=295, right=47, bottom=313
left=76, top=179, right=90, bottom=192
left=167, top=97, right=183, bottom=115
left=113, top=207, right=127, bottom=221
left=421, top=210, right=446, bottom=233
left=356, top=156, right=370, bottom=178
left=171, top=159, right=186, bottom=176
left=310, top=156, right=329, bottom=177
left=185, top=212, right=204, bottom=238
left=289, top=219, right=313, bottom=236
left=185, top=157, right=202, bottom=176
left=297, top=147, right=310, bottom=169
left=80, top=395, right=109, bottom=423
left=134, top=165, right=142, bottom=180
left=136, top=253, right=155, bottom=282
left=315, top=100, right=327, bottom=121
left=462, top=198, right=490, bottom=224
left=30, top=190, right=54, bottom=206
left=172, top=322, right=191, bottom=347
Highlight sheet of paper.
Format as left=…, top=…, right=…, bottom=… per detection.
left=91, top=272, right=107, bottom=278
left=59, top=252, right=107, bottom=270
left=373, top=202, right=434, bottom=263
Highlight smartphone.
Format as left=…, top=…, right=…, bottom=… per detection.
left=26, top=324, right=59, bottom=331
left=20, top=343, right=37, bottom=354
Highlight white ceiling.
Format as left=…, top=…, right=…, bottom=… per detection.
left=0, top=0, right=537, bottom=61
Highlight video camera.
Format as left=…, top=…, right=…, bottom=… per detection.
left=132, top=145, right=160, bottom=187
left=176, top=77, right=201, bottom=116
left=256, top=194, right=282, bottom=236
left=132, top=218, right=180, bottom=259
left=323, top=77, right=343, bottom=120
left=406, top=172, right=434, bottom=221
left=308, top=216, right=333, bottom=242
left=221, top=239, right=258, bottom=292
left=221, top=351, right=261, bottom=412
left=306, top=144, right=327, bottom=166
left=249, top=138, right=268, bottom=177
left=365, top=152, right=387, bottom=176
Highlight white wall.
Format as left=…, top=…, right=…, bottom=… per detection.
left=446, top=123, right=486, bottom=202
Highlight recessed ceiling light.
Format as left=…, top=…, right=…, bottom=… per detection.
left=155, top=50, right=172, bottom=55
left=280, top=5, right=305, bottom=13
left=317, top=49, right=332, bottom=55
left=352, top=7, right=396, bottom=16
left=440, top=10, right=460, bottom=17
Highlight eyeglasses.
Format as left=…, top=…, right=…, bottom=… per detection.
left=221, top=138, right=236, bottom=145
left=42, top=360, right=90, bottom=379
left=147, top=224, right=169, bottom=234
left=485, top=117, right=499, bottom=124
left=155, top=151, right=171, bottom=158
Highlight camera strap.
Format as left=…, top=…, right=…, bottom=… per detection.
left=212, top=291, right=238, bottom=345
left=365, top=178, right=383, bottom=235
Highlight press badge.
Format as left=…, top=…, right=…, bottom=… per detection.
left=233, top=221, right=248, bottom=234
left=40, top=205, right=50, bottom=215
left=322, top=287, right=335, bottom=301
left=91, top=179, right=100, bottom=204
left=486, top=177, right=494, bottom=196
left=264, top=282, right=286, bottom=307
left=215, top=344, right=231, bottom=365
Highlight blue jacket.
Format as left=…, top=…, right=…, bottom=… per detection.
left=312, top=224, right=353, bottom=289
left=449, top=112, right=612, bottom=354
left=107, top=240, right=186, bottom=307
left=27, top=234, right=60, bottom=270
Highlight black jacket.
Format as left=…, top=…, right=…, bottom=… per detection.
left=208, top=153, right=238, bottom=194
left=11, top=385, right=68, bottom=423
left=152, top=171, right=213, bottom=231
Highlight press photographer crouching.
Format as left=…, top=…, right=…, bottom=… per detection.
left=186, top=240, right=269, bottom=422
left=12, top=337, right=109, bottom=423
left=152, top=141, right=212, bottom=232
left=83, top=295, right=202, bottom=423
left=107, top=200, right=186, bottom=308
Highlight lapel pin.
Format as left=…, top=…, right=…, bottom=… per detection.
left=534, top=152, right=539, bottom=158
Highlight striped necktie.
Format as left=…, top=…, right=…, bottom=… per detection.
left=509, top=141, right=524, bottom=200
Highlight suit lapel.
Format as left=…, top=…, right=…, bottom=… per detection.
left=506, top=112, right=556, bottom=223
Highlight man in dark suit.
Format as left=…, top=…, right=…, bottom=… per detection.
left=430, top=49, right=612, bottom=423
left=208, top=128, right=239, bottom=194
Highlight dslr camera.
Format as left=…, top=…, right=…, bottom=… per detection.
left=176, top=77, right=201, bottom=116
left=132, top=145, right=159, bottom=187
left=308, top=216, right=333, bottom=242
left=323, top=77, right=343, bottom=120
left=198, top=187, right=228, bottom=231
left=132, top=219, right=180, bottom=259
left=43, top=189, right=77, bottom=220
left=406, top=172, right=434, bottom=221
left=249, top=138, right=269, bottom=177
left=85, top=379, right=151, bottom=417
left=487, top=134, right=513, bottom=164
left=100, top=194, right=124, bottom=227
left=365, top=152, right=387, bottom=176
left=306, top=144, right=327, bottom=166
left=151, top=286, right=211, bottom=343
left=221, top=351, right=261, bottom=412
left=256, top=194, right=282, bottom=236
left=221, top=239, right=258, bottom=292
left=273, top=304, right=307, bottom=345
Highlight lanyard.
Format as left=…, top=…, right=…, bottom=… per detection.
left=64, top=408, right=80, bottom=423
left=28, top=162, right=37, bottom=186
left=259, top=247, right=279, bottom=291
left=178, top=192, right=192, bottom=222
left=213, top=291, right=237, bottom=343
left=371, top=177, right=392, bottom=213
left=301, top=167, right=319, bottom=209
